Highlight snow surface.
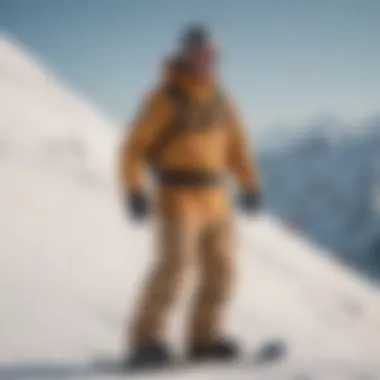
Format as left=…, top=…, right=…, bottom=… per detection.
left=1, top=36, right=380, bottom=380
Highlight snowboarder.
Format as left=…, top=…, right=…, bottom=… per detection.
left=119, top=23, right=261, bottom=369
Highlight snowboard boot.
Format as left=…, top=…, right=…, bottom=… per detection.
left=125, top=342, right=173, bottom=370
left=189, top=338, right=240, bottom=362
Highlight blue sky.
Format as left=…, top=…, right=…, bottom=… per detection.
left=1, top=0, right=379, bottom=136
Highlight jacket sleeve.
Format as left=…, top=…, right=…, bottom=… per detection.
left=119, top=89, right=173, bottom=194
left=225, top=96, right=261, bottom=192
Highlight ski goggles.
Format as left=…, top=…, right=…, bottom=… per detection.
left=187, top=42, right=219, bottom=63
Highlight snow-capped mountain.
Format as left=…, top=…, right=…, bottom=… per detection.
left=1, top=36, right=380, bottom=379
left=262, top=114, right=380, bottom=280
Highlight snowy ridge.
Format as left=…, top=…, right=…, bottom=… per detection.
left=0, top=37, right=380, bottom=379
left=0, top=35, right=119, bottom=183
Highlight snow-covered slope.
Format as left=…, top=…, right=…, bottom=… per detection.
left=262, top=115, right=380, bottom=279
left=1, top=37, right=380, bottom=380
left=0, top=36, right=118, bottom=184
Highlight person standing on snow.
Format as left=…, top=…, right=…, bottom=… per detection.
left=119, top=24, right=261, bottom=368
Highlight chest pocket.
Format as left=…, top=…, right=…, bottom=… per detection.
left=184, top=94, right=224, bottom=131
left=148, top=84, right=226, bottom=166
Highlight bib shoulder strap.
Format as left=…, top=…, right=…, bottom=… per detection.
left=214, top=87, right=233, bottom=125
left=147, top=83, right=190, bottom=164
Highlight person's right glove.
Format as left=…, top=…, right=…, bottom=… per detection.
left=238, top=190, right=261, bottom=214
left=126, top=192, right=149, bottom=221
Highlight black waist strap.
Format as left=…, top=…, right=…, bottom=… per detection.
left=155, top=168, right=224, bottom=187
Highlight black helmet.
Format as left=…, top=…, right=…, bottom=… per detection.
left=180, top=23, right=213, bottom=48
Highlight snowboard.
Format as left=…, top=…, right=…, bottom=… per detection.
left=92, top=339, right=287, bottom=375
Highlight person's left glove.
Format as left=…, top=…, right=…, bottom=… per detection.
left=238, top=190, right=261, bottom=214
left=126, top=192, right=149, bottom=221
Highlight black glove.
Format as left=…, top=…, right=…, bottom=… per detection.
left=126, top=192, right=149, bottom=221
left=238, top=190, right=260, bottom=214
